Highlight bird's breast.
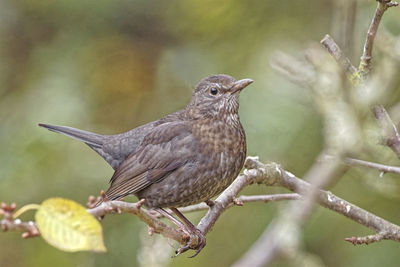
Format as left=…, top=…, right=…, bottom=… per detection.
left=192, top=117, right=246, bottom=174
left=195, top=118, right=245, bottom=151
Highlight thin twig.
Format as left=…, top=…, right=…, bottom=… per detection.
left=359, top=0, right=399, bottom=78
left=345, top=233, right=386, bottom=245
left=177, top=193, right=301, bottom=214
left=0, top=219, right=40, bottom=238
left=232, top=157, right=400, bottom=267
left=233, top=153, right=348, bottom=267
left=3, top=157, right=400, bottom=256
left=320, top=34, right=357, bottom=75
left=373, top=104, right=400, bottom=159
left=4, top=156, right=400, bottom=256
left=344, top=157, right=400, bottom=174
left=235, top=194, right=302, bottom=204
left=0, top=180, right=301, bottom=254
left=89, top=200, right=193, bottom=246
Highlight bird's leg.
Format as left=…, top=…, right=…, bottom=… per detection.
left=155, top=208, right=194, bottom=255
left=170, top=207, right=206, bottom=257
left=155, top=208, right=206, bottom=257
left=155, top=208, right=187, bottom=229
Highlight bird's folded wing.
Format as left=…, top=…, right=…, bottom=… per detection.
left=105, top=122, right=197, bottom=200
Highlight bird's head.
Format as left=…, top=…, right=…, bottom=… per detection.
left=186, top=74, right=253, bottom=119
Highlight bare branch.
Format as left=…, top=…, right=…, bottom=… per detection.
left=3, top=157, right=400, bottom=257
left=359, top=0, right=398, bottom=78
left=1, top=176, right=301, bottom=256
left=373, top=104, right=400, bottom=159
left=177, top=193, right=301, bottom=214
left=235, top=194, right=302, bottom=204
left=89, top=200, right=194, bottom=247
left=344, top=157, right=400, bottom=174
left=345, top=233, right=387, bottom=245
left=1, top=200, right=192, bottom=248
left=1, top=219, right=40, bottom=239
left=0, top=202, right=40, bottom=239
left=232, top=157, right=400, bottom=267
left=196, top=156, right=296, bottom=235
left=320, top=34, right=357, bottom=75
left=234, top=2, right=399, bottom=266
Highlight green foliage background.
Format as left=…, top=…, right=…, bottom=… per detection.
left=1, top=0, right=400, bottom=266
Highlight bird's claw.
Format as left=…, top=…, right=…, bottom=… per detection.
left=174, top=228, right=206, bottom=258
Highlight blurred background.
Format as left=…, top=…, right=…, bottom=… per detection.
left=1, top=0, right=400, bottom=266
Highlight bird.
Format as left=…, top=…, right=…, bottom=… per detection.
left=39, top=74, right=253, bottom=256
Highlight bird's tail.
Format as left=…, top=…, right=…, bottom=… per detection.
left=38, top=123, right=105, bottom=148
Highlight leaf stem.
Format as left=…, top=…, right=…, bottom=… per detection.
left=13, top=204, right=41, bottom=219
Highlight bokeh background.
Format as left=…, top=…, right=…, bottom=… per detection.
left=1, top=0, right=400, bottom=266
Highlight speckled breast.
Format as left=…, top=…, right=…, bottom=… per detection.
left=137, top=117, right=246, bottom=208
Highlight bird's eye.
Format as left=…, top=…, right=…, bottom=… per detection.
left=210, top=87, right=219, bottom=95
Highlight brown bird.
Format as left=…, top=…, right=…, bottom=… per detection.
left=39, top=74, right=253, bottom=256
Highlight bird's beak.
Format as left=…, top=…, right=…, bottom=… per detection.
left=230, top=78, right=253, bottom=94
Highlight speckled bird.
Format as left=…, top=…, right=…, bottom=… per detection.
left=39, top=74, right=252, bottom=254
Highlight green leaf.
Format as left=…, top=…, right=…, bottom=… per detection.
left=35, top=197, right=106, bottom=252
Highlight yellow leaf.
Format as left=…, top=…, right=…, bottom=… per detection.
left=35, top=198, right=106, bottom=252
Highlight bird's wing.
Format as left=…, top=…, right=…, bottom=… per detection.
left=105, top=121, right=197, bottom=200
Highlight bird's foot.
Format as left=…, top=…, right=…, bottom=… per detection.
left=205, top=199, right=215, bottom=207
left=175, top=227, right=206, bottom=258
left=156, top=207, right=207, bottom=257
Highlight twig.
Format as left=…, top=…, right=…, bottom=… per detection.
left=202, top=157, right=400, bottom=242
left=197, top=156, right=294, bottom=235
left=344, top=157, right=400, bottom=174
left=373, top=105, right=400, bottom=159
left=320, top=34, right=357, bottom=76
left=177, top=193, right=301, bottom=214
left=1, top=176, right=301, bottom=255
left=3, top=157, right=400, bottom=256
left=359, top=0, right=399, bottom=78
left=321, top=1, right=398, bottom=82
left=89, top=200, right=193, bottom=247
left=0, top=202, right=40, bottom=238
left=233, top=153, right=348, bottom=267
left=345, top=233, right=387, bottom=245
left=235, top=194, right=302, bottom=204
left=1, top=219, right=40, bottom=239
left=232, top=157, right=400, bottom=267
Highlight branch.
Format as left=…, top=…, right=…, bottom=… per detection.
left=0, top=203, right=40, bottom=239
left=373, top=104, right=400, bottom=159
left=197, top=156, right=286, bottom=234
left=1, top=219, right=40, bottom=239
left=359, top=0, right=399, bottom=78
left=176, top=193, right=301, bottom=214
left=232, top=156, right=400, bottom=267
left=3, top=157, right=400, bottom=256
left=345, top=233, right=388, bottom=245
left=89, top=200, right=195, bottom=246
left=0, top=174, right=301, bottom=255
left=344, top=157, right=400, bottom=174
left=199, top=156, right=400, bottom=242
left=1, top=200, right=192, bottom=247
left=321, top=1, right=398, bottom=83
left=320, top=34, right=357, bottom=76
left=232, top=153, right=348, bottom=267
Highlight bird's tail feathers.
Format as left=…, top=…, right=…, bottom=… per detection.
left=38, top=123, right=105, bottom=148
